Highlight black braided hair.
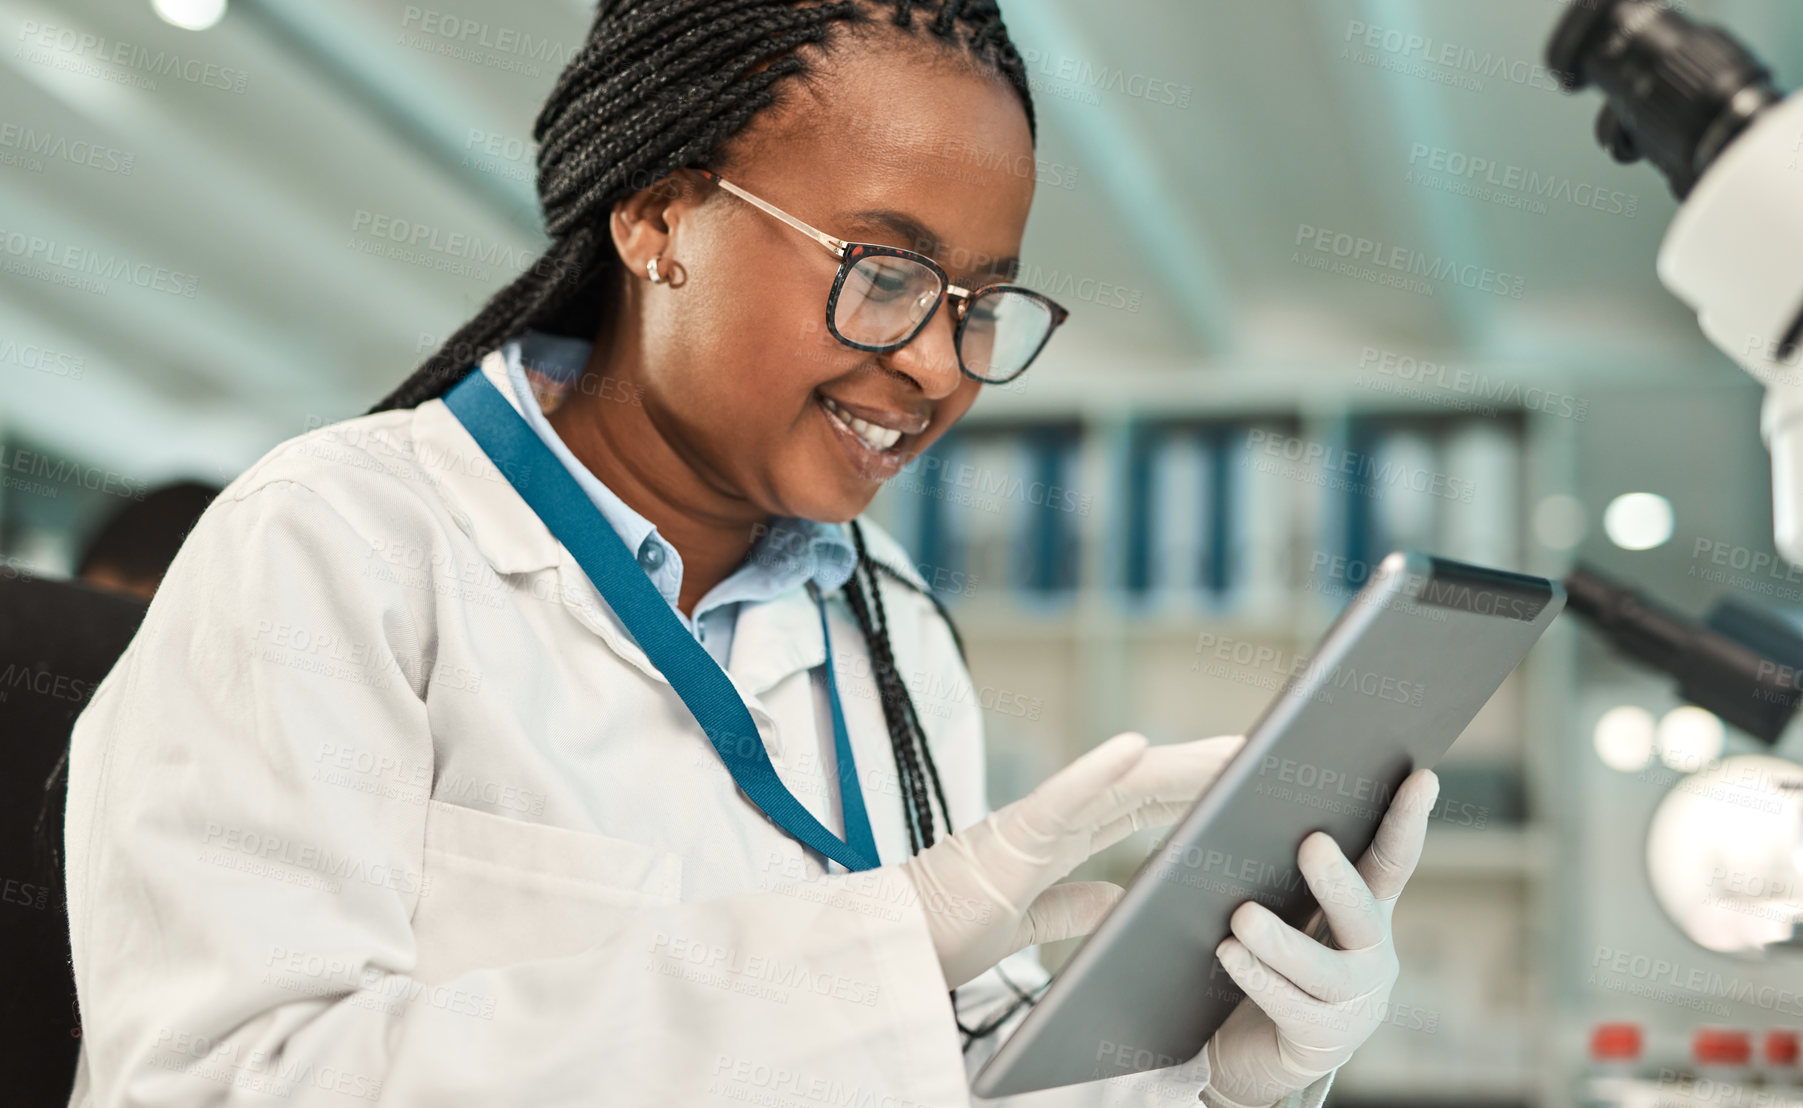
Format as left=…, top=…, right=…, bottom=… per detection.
left=364, top=0, right=1036, bottom=413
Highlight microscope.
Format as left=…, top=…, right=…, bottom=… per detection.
left=1550, top=0, right=1803, bottom=562
left=1549, top=0, right=1803, bottom=957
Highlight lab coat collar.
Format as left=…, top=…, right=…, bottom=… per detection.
left=409, top=351, right=564, bottom=577
left=408, top=357, right=670, bottom=695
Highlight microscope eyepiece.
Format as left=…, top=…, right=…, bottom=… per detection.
left=1547, top=0, right=1783, bottom=198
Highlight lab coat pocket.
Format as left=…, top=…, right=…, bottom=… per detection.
left=411, top=800, right=683, bottom=983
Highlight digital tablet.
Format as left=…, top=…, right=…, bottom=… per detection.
left=972, top=552, right=1564, bottom=1098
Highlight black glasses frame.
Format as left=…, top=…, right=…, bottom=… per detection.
left=692, top=168, right=1069, bottom=384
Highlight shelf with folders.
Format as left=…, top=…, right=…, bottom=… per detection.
left=1122, top=409, right=1531, bottom=624
left=878, top=408, right=1530, bottom=626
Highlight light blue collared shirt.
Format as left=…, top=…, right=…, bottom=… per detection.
left=498, top=331, right=859, bottom=668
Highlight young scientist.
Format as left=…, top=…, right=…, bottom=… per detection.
left=63, top=2, right=1438, bottom=1105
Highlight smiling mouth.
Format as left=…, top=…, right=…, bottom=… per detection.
left=819, top=395, right=907, bottom=452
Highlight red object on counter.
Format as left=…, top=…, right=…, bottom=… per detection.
left=1591, top=1023, right=1644, bottom=1061
left=1766, top=1030, right=1800, bottom=1066
left=1694, top=1028, right=1753, bottom=1066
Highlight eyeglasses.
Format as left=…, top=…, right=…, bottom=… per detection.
left=692, top=168, right=1068, bottom=385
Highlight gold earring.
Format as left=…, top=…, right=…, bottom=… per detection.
left=647, top=255, right=668, bottom=284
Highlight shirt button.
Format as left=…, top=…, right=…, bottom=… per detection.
left=637, top=541, right=666, bottom=572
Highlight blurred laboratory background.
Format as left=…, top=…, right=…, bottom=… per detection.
left=5, top=0, right=1803, bottom=1105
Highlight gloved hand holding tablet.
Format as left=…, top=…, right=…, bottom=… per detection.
left=1201, top=768, right=1440, bottom=1108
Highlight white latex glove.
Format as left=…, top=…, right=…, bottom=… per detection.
left=1199, top=768, right=1439, bottom=1108
left=899, top=731, right=1245, bottom=989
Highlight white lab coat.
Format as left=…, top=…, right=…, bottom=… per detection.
left=63, top=351, right=1329, bottom=1107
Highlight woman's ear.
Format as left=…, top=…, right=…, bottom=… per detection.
left=609, top=170, right=707, bottom=282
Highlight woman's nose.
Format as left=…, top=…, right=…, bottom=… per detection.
left=882, top=302, right=964, bottom=400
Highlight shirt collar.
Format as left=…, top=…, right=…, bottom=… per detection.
left=500, top=333, right=666, bottom=591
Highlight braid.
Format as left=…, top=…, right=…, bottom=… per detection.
left=365, top=0, right=1037, bottom=414
left=840, top=521, right=957, bottom=853
left=842, top=566, right=930, bottom=853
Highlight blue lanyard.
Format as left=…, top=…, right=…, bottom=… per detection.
left=443, top=367, right=880, bottom=872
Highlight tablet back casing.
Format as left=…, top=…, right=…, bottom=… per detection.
left=972, top=552, right=1564, bottom=1098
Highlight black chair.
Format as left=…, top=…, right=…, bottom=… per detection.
left=0, top=572, right=147, bottom=1105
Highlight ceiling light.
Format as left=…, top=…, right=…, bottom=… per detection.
left=153, top=0, right=227, bottom=32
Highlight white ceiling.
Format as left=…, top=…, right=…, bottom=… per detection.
left=1, top=0, right=1795, bottom=483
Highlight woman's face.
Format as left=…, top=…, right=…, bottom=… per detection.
left=614, top=45, right=1038, bottom=525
